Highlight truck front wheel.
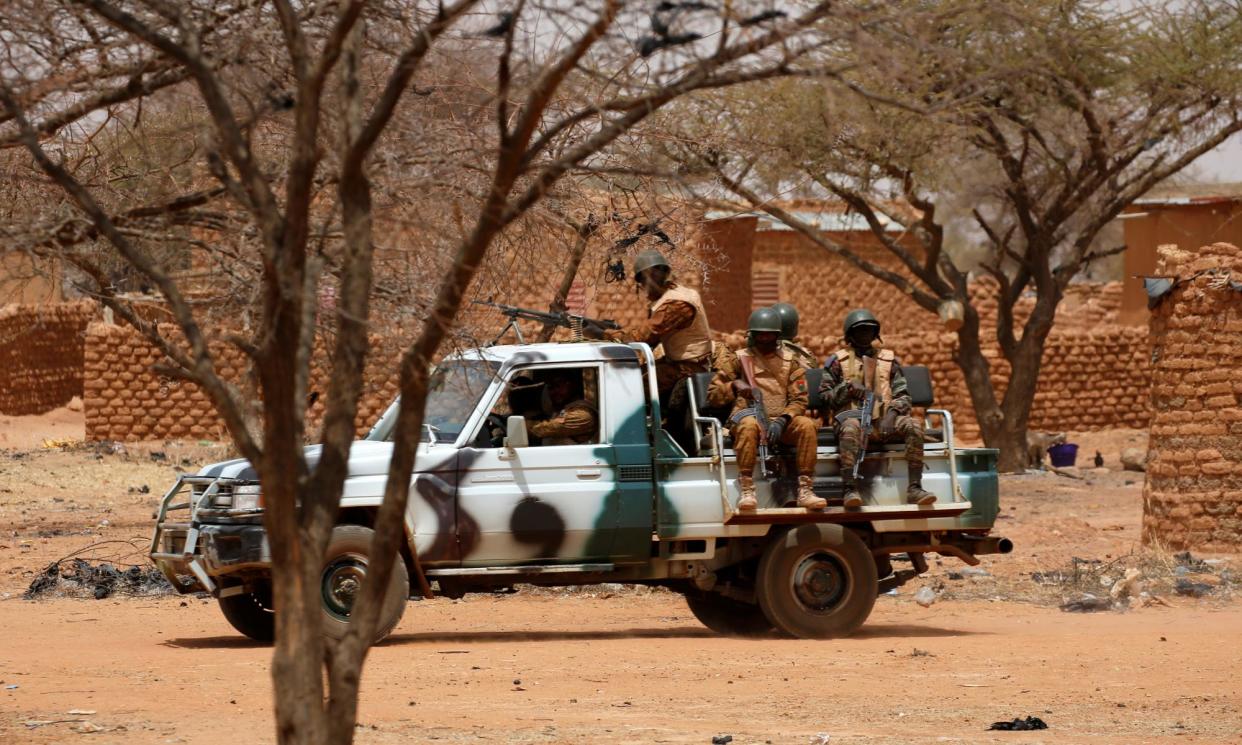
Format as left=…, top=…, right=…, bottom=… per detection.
left=683, top=590, right=774, bottom=637
left=320, top=525, right=409, bottom=643
left=756, top=524, right=878, bottom=639
left=218, top=582, right=276, bottom=642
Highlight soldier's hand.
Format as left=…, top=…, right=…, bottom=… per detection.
left=848, top=381, right=868, bottom=401
left=879, top=410, right=898, bottom=439
left=766, top=416, right=787, bottom=443
left=733, top=380, right=755, bottom=401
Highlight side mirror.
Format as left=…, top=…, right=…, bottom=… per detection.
left=504, top=416, right=529, bottom=449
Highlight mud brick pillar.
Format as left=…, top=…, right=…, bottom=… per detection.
left=694, top=216, right=756, bottom=333
left=1144, top=242, right=1242, bottom=550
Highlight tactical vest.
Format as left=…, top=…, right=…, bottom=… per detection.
left=833, top=347, right=896, bottom=418
left=738, top=347, right=793, bottom=418
left=650, top=284, right=712, bottom=362
left=781, top=339, right=816, bottom=368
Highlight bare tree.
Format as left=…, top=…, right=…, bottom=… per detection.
left=669, top=0, right=1242, bottom=470
left=0, top=1, right=857, bottom=742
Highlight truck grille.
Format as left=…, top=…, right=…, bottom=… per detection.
left=192, top=483, right=233, bottom=507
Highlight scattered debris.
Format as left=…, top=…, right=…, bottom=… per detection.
left=1121, top=448, right=1147, bottom=472
left=989, top=716, right=1048, bottom=731
left=910, top=648, right=933, bottom=658
left=1173, top=551, right=1210, bottom=572
left=1109, top=568, right=1144, bottom=602
left=810, top=734, right=831, bottom=745
left=24, top=540, right=174, bottom=600
left=1174, top=578, right=1213, bottom=598
left=1060, top=593, right=1113, bottom=613
left=712, top=736, right=734, bottom=744
left=913, top=586, right=938, bottom=607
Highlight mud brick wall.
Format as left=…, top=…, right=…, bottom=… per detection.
left=1144, top=242, right=1242, bottom=550
left=717, top=324, right=1150, bottom=444
left=0, top=301, right=97, bottom=415
left=83, top=323, right=406, bottom=442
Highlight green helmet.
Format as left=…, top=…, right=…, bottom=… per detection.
left=843, top=308, right=881, bottom=340
left=748, top=307, right=782, bottom=334
left=771, top=302, right=799, bottom=341
left=632, top=249, right=670, bottom=281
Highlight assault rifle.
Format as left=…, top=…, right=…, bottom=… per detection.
left=852, top=355, right=878, bottom=480
left=738, top=354, right=775, bottom=479
left=473, top=300, right=621, bottom=345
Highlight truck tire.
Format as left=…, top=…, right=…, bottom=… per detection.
left=756, top=524, right=878, bottom=639
left=683, top=590, right=774, bottom=637
left=320, top=525, right=409, bottom=643
left=218, top=582, right=276, bottom=642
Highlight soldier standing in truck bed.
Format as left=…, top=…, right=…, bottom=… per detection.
left=608, top=249, right=713, bottom=407
left=821, top=309, right=936, bottom=508
left=711, top=308, right=826, bottom=512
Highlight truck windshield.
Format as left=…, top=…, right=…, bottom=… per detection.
left=365, top=359, right=500, bottom=443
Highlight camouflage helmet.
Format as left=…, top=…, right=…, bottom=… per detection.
left=748, top=307, right=782, bottom=334
left=771, top=302, right=799, bottom=341
left=632, top=249, right=670, bottom=281
left=843, top=308, right=881, bottom=340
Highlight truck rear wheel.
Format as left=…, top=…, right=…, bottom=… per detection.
left=218, top=582, right=275, bottom=642
left=320, top=525, right=409, bottom=643
left=683, top=590, right=774, bottom=637
left=756, top=524, right=877, bottom=639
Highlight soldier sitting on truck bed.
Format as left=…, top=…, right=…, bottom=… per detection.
left=711, top=308, right=827, bottom=512
left=821, top=309, right=936, bottom=508
left=524, top=368, right=598, bottom=446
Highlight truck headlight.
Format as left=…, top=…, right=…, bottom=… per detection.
left=232, top=484, right=262, bottom=511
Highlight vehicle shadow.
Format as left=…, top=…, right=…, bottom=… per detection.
left=161, top=623, right=982, bottom=650
left=851, top=623, right=987, bottom=639
left=382, top=627, right=717, bottom=645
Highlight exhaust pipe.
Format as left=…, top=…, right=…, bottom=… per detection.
left=969, top=536, right=1013, bottom=555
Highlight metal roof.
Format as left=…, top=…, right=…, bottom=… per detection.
left=707, top=208, right=905, bottom=233
left=1133, top=182, right=1242, bottom=206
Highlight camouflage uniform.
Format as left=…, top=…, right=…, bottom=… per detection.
left=527, top=399, right=597, bottom=446
left=611, top=282, right=712, bottom=405
left=711, top=346, right=823, bottom=509
left=780, top=339, right=817, bottom=370
left=821, top=346, right=932, bottom=504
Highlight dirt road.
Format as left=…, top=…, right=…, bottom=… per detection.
left=2, top=429, right=1240, bottom=743
left=2, top=593, right=1240, bottom=744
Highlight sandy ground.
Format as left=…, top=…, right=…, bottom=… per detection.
left=1, top=427, right=1240, bottom=743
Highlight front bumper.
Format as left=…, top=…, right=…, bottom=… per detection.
left=149, top=475, right=268, bottom=595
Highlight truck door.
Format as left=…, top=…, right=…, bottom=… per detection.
left=455, top=363, right=623, bottom=566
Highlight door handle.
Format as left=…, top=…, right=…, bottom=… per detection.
left=576, top=468, right=601, bottom=479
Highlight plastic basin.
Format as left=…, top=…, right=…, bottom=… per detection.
left=1048, top=443, right=1078, bottom=468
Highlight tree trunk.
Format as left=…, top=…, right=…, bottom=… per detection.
left=535, top=228, right=590, bottom=342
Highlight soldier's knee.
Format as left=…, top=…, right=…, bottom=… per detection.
left=788, top=416, right=817, bottom=436
left=734, top=417, right=760, bottom=439
left=839, top=417, right=862, bottom=437
left=897, top=415, right=924, bottom=440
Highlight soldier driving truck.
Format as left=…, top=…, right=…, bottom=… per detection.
left=821, top=309, right=937, bottom=508
left=149, top=301, right=1010, bottom=643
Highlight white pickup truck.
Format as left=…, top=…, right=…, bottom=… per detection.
left=150, top=341, right=1010, bottom=641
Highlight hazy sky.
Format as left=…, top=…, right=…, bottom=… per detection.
left=1189, top=133, right=1242, bottom=183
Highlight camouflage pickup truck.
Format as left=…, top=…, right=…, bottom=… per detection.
left=150, top=341, right=1010, bottom=641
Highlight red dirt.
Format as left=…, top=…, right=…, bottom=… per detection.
left=1, top=431, right=1239, bottom=744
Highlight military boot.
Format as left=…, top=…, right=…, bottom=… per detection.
left=737, top=475, right=758, bottom=511
left=796, top=475, right=827, bottom=511
left=907, top=464, right=936, bottom=505
left=842, top=479, right=863, bottom=509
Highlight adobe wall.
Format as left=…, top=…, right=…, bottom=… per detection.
left=0, top=301, right=97, bottom=416
left=1143, top=242, right=1242, bottom=551
left=83, top=323, right=406, bottom=442
left=718, top=323, right=1150, bottom=443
